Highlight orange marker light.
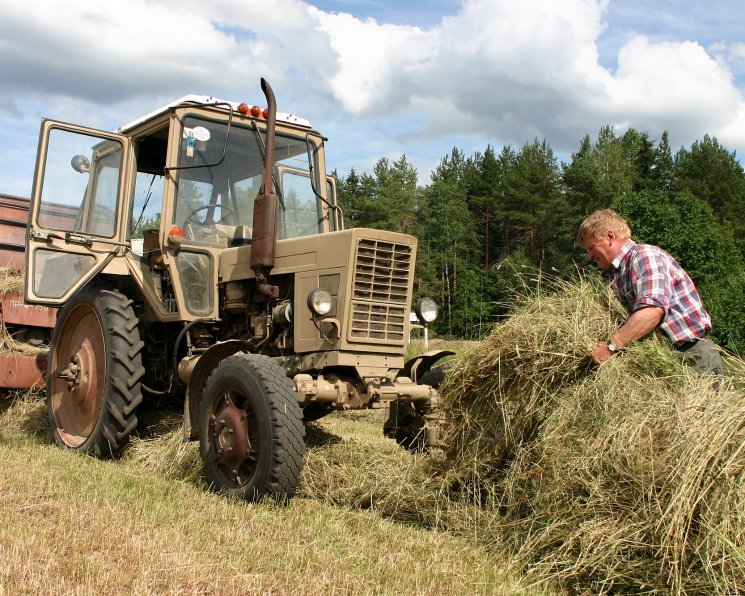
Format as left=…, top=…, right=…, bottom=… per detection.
left=238, top=103, right=249, bottom=114
left=168, top=226, right=185, bottom=243
left=251, top=105, right=261, bottom=117
left=262, top=108, right=269, bottom=118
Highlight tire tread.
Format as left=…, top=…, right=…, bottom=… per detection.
left=47, top=283, right=143, bottom=458
left=201, top=354, right=305, bottom=500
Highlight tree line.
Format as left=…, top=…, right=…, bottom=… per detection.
left=333, top=127, right=745, bottom=355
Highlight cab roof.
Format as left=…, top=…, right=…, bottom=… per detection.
left=117, top=94, right=312, bottom=133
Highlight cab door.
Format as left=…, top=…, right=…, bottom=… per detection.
left=25, top=120, right=133, bottom=305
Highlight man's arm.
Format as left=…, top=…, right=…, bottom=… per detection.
left=591, top=305, right=665, bottom=364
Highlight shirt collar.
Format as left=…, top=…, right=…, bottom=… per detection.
left=612, top=238, right=636, bottom=270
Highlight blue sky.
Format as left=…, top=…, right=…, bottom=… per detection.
left=311, top=0, right=464, bottom=28
left=1, top=0, right=743, bottom=197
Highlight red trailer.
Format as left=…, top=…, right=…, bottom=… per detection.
left=0, top=193, right=57, bottom=394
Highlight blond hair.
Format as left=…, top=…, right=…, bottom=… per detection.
left=577, top=209, right=632, bottom=247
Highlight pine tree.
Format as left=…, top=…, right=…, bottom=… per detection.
left=414, top=149, right=489, bottom=338
left=501, top=139, right=567, bottom=271
left=674, top=135, right=745, bottom=243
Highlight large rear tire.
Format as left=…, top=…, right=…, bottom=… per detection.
left=199, top=354, right=306, bottom=501
left=47, top=284, right=144, bottom=458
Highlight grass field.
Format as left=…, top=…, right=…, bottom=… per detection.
left=0, top=388, right=536, bottom=596
left=3, top=278, right=744, bottom=594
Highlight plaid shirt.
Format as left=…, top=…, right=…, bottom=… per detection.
left=612, top=239, right=711, bottom=344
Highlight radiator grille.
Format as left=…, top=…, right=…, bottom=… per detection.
left=350, top=303, right=407, bottom=342
left=350, top=238, right=412, bottom=343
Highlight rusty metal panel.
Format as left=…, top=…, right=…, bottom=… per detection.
left=0, top=223, right=25, bottom=247
left=0, top=193, right=30, bottom=269
left=0, top=194, right=30, bottom=224
left=0, top=353, right=47, bottom=389
left=0, top=247, right=24, bottom=269
left=1, top=292, right=57, bottom=328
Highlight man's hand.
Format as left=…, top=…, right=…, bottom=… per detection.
left=591, top=341, right=618, bottom=365
left=589, top=306, right=665, bottom=366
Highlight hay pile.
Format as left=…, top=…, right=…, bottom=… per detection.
left=299, top=432, right=444, bottom=523
left=440, top=275, right=745, bottom=594
left=0, top=265, right=25, bottom=295
left=0, top=265, right=48, bottom=356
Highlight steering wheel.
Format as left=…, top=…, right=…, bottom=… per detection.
left=183, top=204, right=239, bottom=240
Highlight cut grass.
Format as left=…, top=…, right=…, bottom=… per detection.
left=440, top=273, right=745, bottom=595
left=0, top=395, right=534, bottom=596
left=6, top=273, right=741, bottom=594
left=0, top=265, right=24, bottom=295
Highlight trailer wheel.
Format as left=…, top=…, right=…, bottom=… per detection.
left=199, top=354, right=306, bottom=501
left=47, top=284, right=144, bottom=458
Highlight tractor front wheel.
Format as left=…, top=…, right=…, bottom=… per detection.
left=199, top=354, right=305, bottom=501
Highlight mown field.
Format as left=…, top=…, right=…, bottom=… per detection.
left=4, top=278, right=744, bottom=596
left=0, top=384, right=537, bottom=596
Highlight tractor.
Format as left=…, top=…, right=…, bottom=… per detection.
left=23, top=79, right=450, bottom=501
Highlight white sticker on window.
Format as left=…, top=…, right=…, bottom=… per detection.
left=192, top=126, right=211, bottom=142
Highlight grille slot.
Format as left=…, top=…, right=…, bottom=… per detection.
left=350, top=239, right=412, bottom=343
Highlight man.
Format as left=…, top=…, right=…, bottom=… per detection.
left=577, top=209, right=723, bottom=376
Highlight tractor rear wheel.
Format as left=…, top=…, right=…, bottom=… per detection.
left=199, top=354, right=306, bottom=501
left=47, top=284, right=144, bottom=458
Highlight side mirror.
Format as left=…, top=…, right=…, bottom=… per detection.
left=71, top=155, right=91, bottom=174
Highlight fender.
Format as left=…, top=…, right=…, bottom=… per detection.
left=182, top=340, right=250, bottom=440
left=396, top=349, right=455, bottom=384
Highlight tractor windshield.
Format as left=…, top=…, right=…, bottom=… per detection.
left=173, top=114, right=324, bottom=247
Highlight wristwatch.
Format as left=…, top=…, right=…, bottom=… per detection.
left=607, top=339, right=619, bottom=353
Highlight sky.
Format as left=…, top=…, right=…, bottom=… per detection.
left=1, top=0, right=743, bottom=197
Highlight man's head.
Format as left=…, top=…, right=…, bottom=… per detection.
left=577, top=209, right=631, bottom=270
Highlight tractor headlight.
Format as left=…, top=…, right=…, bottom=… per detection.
left=307, top=288, right=333, bottom=316
left=415, top=297, right=438, bottom=324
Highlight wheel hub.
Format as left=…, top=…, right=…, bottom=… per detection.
left=50, top=302, right=106, bottom=448
left=211, top=396, right=252, bottom=480
left=56, top=339, right=99, bottom=405
left=57, top=355, right=81, bottom=392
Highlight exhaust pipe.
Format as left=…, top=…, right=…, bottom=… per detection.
left=251, top=78, right=280, bottom=300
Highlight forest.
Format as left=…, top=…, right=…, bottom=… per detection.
left=333, top=127, right=745, bottom=355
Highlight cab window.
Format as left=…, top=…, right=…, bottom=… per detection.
left=38, top=128, right=123, bottom=237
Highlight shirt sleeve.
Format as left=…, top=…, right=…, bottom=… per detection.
left=629, top=248, right=670, bottom=312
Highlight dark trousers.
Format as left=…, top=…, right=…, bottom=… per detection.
left=674, top=337, right=723, bottom=377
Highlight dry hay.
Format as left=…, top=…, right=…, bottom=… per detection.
left=0, top=266, right=49, bottom=356
left=124, top=414, right=204, bottom=484
left=4, top=269, right=741, bottom=595
left=0, top=265, right=25, bottom=295
left=439, top=274, right=745, bottom=595
left=298, top=422, right=456, bottom=526
left=0, top=388, right=51, bottom=443
left=0, top=336, right=49, bottom=356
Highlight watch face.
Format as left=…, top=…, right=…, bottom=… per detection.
left=607, top=341, right=618, bottom=352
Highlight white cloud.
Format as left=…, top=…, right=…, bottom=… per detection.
left=311, top=0, right=744, bottom=154
left=611, top=38, right=739, bottom=114
left=1, top=0, right=744, bottom=196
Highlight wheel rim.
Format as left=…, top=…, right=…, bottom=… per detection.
left=208, top=390, right=259, bottom=488
left=49, top=303, right=105, bottom=447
